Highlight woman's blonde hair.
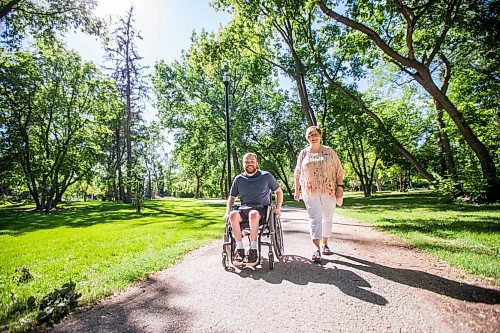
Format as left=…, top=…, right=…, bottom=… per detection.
left=306, top=126, right=322, bottom=138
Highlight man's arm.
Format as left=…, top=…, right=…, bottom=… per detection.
left=223, top=195, right=237, bottom=220
left=274, top=187, right=283, bottom=218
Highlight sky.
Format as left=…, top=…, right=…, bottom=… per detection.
left=66, top=0, right=231, bottom=68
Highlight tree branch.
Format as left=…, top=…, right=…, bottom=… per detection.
left=393, top=0, right=416, bottom=59
left=317, top=0, right=414, bottom=68
left=0, top=0, right=21, bottom=20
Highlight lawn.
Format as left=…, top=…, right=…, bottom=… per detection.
left=0, top=199, right=226, bottom=331
left=334, top=191, right=499, bottom=283
left=1, top=192, right=499, bottom=331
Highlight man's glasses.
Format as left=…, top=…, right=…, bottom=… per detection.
left=308, top=133, right=320, bottom=138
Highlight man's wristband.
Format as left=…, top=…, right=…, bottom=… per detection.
left=337, top=184, right=344, bottom=188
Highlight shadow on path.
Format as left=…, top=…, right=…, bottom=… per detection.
left=50, top=275, right=192, bottom=333
left=330, top=253, right=500, bottom=304
left=232, top=254, right=388, bottom=306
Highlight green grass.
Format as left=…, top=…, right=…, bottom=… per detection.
left=0, top=199, right=226, bottom=331
left=331, top=191, right=499, bottom=284
left=1, top=193, right=499, bottom=330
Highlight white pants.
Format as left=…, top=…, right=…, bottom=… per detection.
left=304, top=194, right=336, bottom=240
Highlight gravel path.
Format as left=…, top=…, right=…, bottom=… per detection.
left=50, top=206, right=499, bottom=333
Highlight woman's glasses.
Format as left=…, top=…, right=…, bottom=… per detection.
left=307, top=133, right=320, bottom=138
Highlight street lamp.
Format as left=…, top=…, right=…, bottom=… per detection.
left=222, top=72, right=231, bottom=195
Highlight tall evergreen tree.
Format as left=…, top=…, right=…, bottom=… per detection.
left=104, top=6, right=148, bottom=203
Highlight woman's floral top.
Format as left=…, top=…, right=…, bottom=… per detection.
left=294, top=145, right=344, bottom=201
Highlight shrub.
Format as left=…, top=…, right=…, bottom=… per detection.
left=36, top=281, right=81, bottom=325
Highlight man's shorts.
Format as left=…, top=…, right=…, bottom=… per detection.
left=231, top=204, right=268, bottom=227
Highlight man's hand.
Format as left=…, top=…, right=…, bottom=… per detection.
left=223, top=212, right=229, bottom=221
left=275, top=206, right=281, bottom=218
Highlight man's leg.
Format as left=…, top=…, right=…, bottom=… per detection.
left=229, top=210, right=245, bottom=264
left=245, top=210, right=261, bottom=266
left=229, top=210, right=243, bottom=241
left=248, top=209, right=261, bottom=242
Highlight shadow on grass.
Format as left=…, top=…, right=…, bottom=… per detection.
left=0, top=200, right=225, bottom=236
left=330, top=253, right=500, bottom=304
left=340, top=191, right=500, bottom=237
left=342, top=191, right=499, bottom=213
left=377, top=217, right=500, bottom=235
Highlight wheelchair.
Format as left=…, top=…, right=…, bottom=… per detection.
left=222, top=196, right=284, bottom=269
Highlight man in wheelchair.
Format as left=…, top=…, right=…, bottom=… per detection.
left=223, top=153, right=283, bottom=266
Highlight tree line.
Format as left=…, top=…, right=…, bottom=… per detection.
left=153, top=0, right=498, bottom=202
left=0, top=0, right=498, bottom=211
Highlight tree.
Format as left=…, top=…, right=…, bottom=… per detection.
left=317, top=0, right=498, bottom=202
left=214, top=0, right=318, bottom=125
left=104, top=6, right=148, bottom=203
left=0, top=41, right=120, bottom=212
left=214, top=0, right=437, bottom=187
left=153, top=25, right=305, bottom=198
left=0, top=0, right=102, bottom=47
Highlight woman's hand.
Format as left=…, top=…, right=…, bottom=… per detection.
left=335, top=186, right=343, bottom=200
left=294, top=189, right=301, bottom=201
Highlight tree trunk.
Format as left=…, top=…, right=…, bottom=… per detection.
left=419, top=71, right=495, bottom=200
left=232, top=147, right=239, bottom=178
left=123, top=12, right=133, bottom=204
left=375, top=174, right=382, bottom=192
left=116, top=126, right=124, bottom=201
left=291, top=47, right=316, bottom=126
left=324, top=69, right=435, bottom=183
left=270, top=13, right=317, bottom=126
left=433, top=100, right=462, bottom=191
left=195, top=174, right=201, bottom=199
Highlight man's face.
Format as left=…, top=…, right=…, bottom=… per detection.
left=243, top=155, right=258, bottom=174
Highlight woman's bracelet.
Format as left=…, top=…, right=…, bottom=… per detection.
left=337, top=184, right=344, bottom=188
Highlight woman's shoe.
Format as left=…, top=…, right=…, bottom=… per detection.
left=322, top=245, right=332, bottom=255
left=312, top=250, right=321, bottom=262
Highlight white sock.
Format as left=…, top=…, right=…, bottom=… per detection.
left=250, top=240, right=257, bottom=249
left=236, top=241, right=244, bottom=250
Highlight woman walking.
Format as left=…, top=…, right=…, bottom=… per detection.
left=294, top=126, right=345, bottom=262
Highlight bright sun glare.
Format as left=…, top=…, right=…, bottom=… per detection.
left=95, top=0, right=137, bottom=17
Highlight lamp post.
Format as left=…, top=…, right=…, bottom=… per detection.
left=222, top=72, right=231, bottom=195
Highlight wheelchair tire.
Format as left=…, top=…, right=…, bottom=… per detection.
left=271, top=213, right=284, bottom=260
left=223, top=234, right=231, bottom=260
left=268, top=252, right=274, bottom=269
left=222, top=252, right=229, bottom=269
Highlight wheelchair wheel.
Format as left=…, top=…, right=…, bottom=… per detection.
left=223, top=223, right=234, bottom=268
left=271, top=211, right=284, bottom=260
left=222, top=252, right=229, bottom=269
left=268, top=252, right=274, bottom=269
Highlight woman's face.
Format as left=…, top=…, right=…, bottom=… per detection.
left=306, top=130, right=321, bottom=144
